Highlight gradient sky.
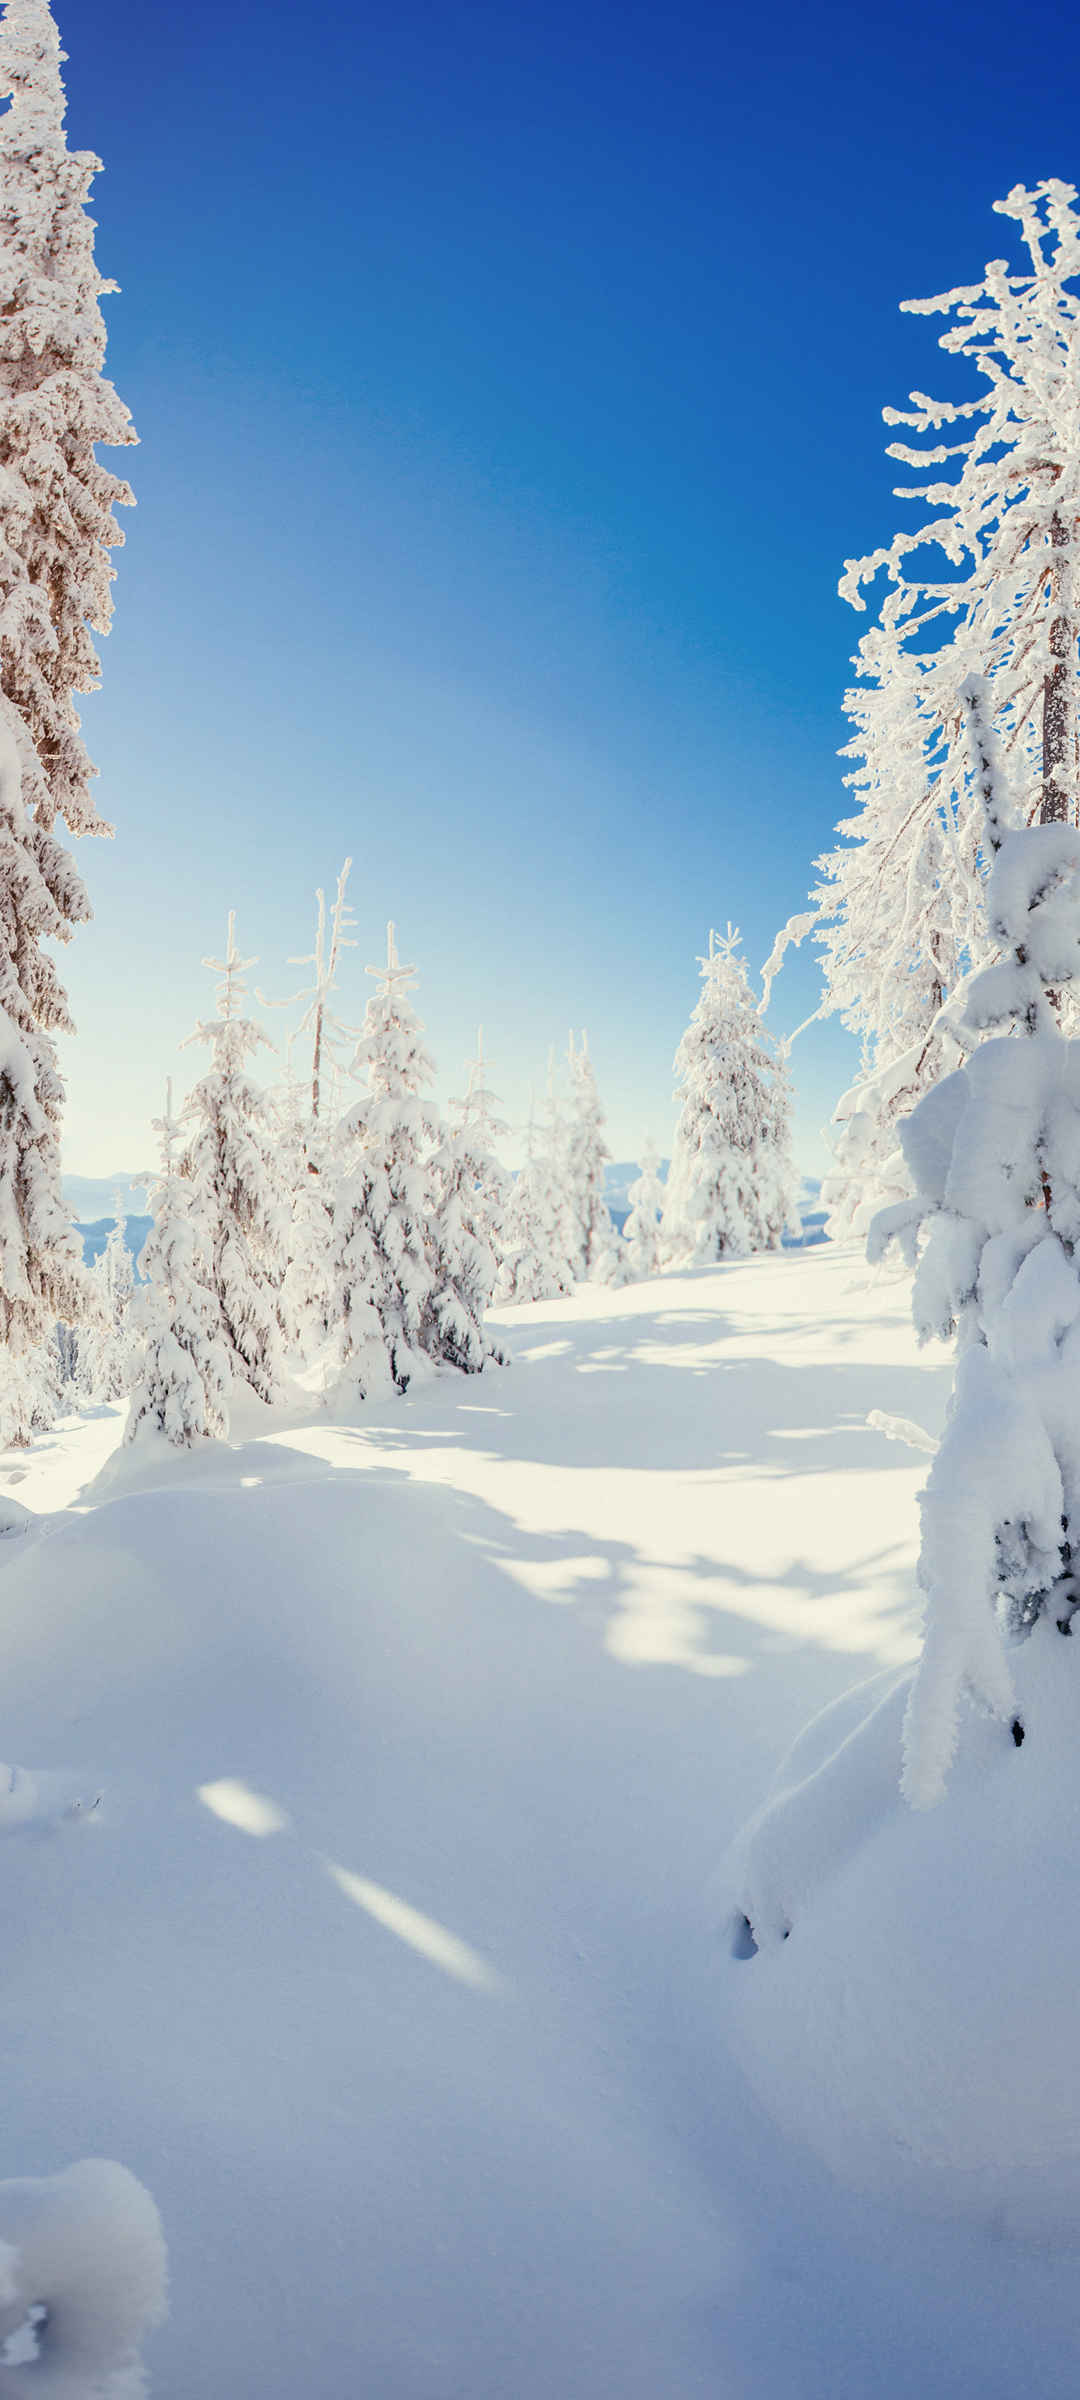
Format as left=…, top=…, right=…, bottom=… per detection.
left=47, top=0, right=1080, bottom=1173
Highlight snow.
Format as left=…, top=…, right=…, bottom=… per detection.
left=726, top=1613, right=1080, bottom=2235
left=5, top=1244, right=1080, bottom=2392
left=0, top=1246, right=941, bottom=2394
left=0, top=2159, right=165, bottom=2396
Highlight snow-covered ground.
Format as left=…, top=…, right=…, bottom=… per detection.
left=3, top=1247, right=1074, bottom=2397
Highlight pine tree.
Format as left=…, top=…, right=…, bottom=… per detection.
left=75, top=1194, right=133, bottom=1403
left=0, top=1, right=134, bottom=1401
left=180, top=916, right=289, bottom=1408
left=126, top=1082, right=231, bottom=1449
left=565, top=1032, right=622, bottom=1284
left=427, top=1030, right=510, bottom=1370
left=334, top=922, right=441, bottom=1394
left=664, top=927, right=798, bottom=1266
left=623, top=1142, right=666, bottom=1279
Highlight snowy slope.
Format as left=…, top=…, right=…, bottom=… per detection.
left=3, top=1250, right=1071, bottom=2398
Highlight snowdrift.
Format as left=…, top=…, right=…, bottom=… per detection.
left=726, top=1615, right=1080, bottom=2231
left=0, top=2159, right=166, bottom=2396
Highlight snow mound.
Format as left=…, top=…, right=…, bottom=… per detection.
left=724, top=1619, right=1080, bottom=2230
left=0, top=2160, right=166, bottom=2396
left=0, top=1763, right=101, bottom=1835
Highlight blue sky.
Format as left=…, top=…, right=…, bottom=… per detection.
left=50, top=0, right=1080, bottom=1172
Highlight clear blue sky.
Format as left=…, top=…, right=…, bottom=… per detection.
left=50, top=0, right=1080, bottom=1173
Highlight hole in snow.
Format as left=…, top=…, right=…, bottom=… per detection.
left=1, top=2303, right=48, bottom=2365
left=731, top=1913, right=758, bottom=1961
left=1011, top=1718, right=1025, bottom=1749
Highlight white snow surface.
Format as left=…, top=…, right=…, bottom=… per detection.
left=5, top=1247, right=1079, bottom=2394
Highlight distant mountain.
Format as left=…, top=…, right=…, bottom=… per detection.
left=62, top=1172, right=151, bottom=1223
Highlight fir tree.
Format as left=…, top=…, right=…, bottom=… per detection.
left=180, top=916, right=289, bottom=1407
left=664, top=927, right=797, bottom=1265
left=565, top=1032, right=622, bottom=1284
left=499, top=1058, right=577, bottom=1302
left=427, top=1030, right=510, bottom=1371
left=0, top=1, right=134, bottom=1398
left=623, top=1142, right=666, bottom=1279
left=0, top=1315, right=57, bottom=1446
left=768, top=181, right=1080, bottom=1226
left=336, top=921, right=441, bottom=1394
left=126, top=1081, right=231, bottom=1449
left=0, top=703, right=87, bottom=1362
left=871, top=683, right=1080, bottom=1803
left=496, top=1101, right=570, bottom=1304
left=75, top=1194, right=133, bottom=1403
left=0, top=0, right=135, bottom=831
left=260, top=858, right=357, bottom=1142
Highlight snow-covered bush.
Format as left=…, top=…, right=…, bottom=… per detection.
left=664, top=927, right=797, bottom=1266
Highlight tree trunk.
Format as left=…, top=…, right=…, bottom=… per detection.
left=1041, top=510, right=1076, bottom=823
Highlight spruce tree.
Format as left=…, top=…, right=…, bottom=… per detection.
left=496, top=1102, right=571, bottom=1304
left=75, top=1196, right=133, bottom=1404
left=126, top=1082, right=231, bottom=1449
left=768, top=182, right=1080, bottom=1227
left=180, top=916, right=289, bottom=1407
left=623, top=1142, right=666, bottom=1279
left=664, top=927, right=797, bottom=1265
left=336, top=922, right=441, bottom=1394
left=565, top=1032, right=622, bottom=1283
left=427, top=1031, right=510, bottom=1371
left=0, top=2, right=134, bottom=1384
left=0, top=0, right=135, bottom=828
left=871, top=683, right=1080, bottom=1802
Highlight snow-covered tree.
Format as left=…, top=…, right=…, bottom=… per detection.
left=332, top=921, right=441, bottom=1394
left=623, top=1142, right=666, bottom=1279
left=0, top=1315, right=57, bottom=1445
left=0, top=701, right=87, bottom=1368
left=180, top=916, right=289, bottom=1407
left=427, top=1030, right=510, bottom=1371
left=126, top=1081, right=231, bottom=1449
left=565, top=1032, right=622, bottom=1284
left=0, top=0, right=135, bottom=831
left=74, top=1196, right=133, bottom=1404
left=768, top=180, right=1080, bottom=1227
left=260, top=859, right=357, bottom=1143
left=495, top=1106, right=564, bottom=1304
left=872, top=680, right=1080, bottom=1805
left=0, top=2, right=134, bottom=1390
left=664, top=927, right=798, bottom=1265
